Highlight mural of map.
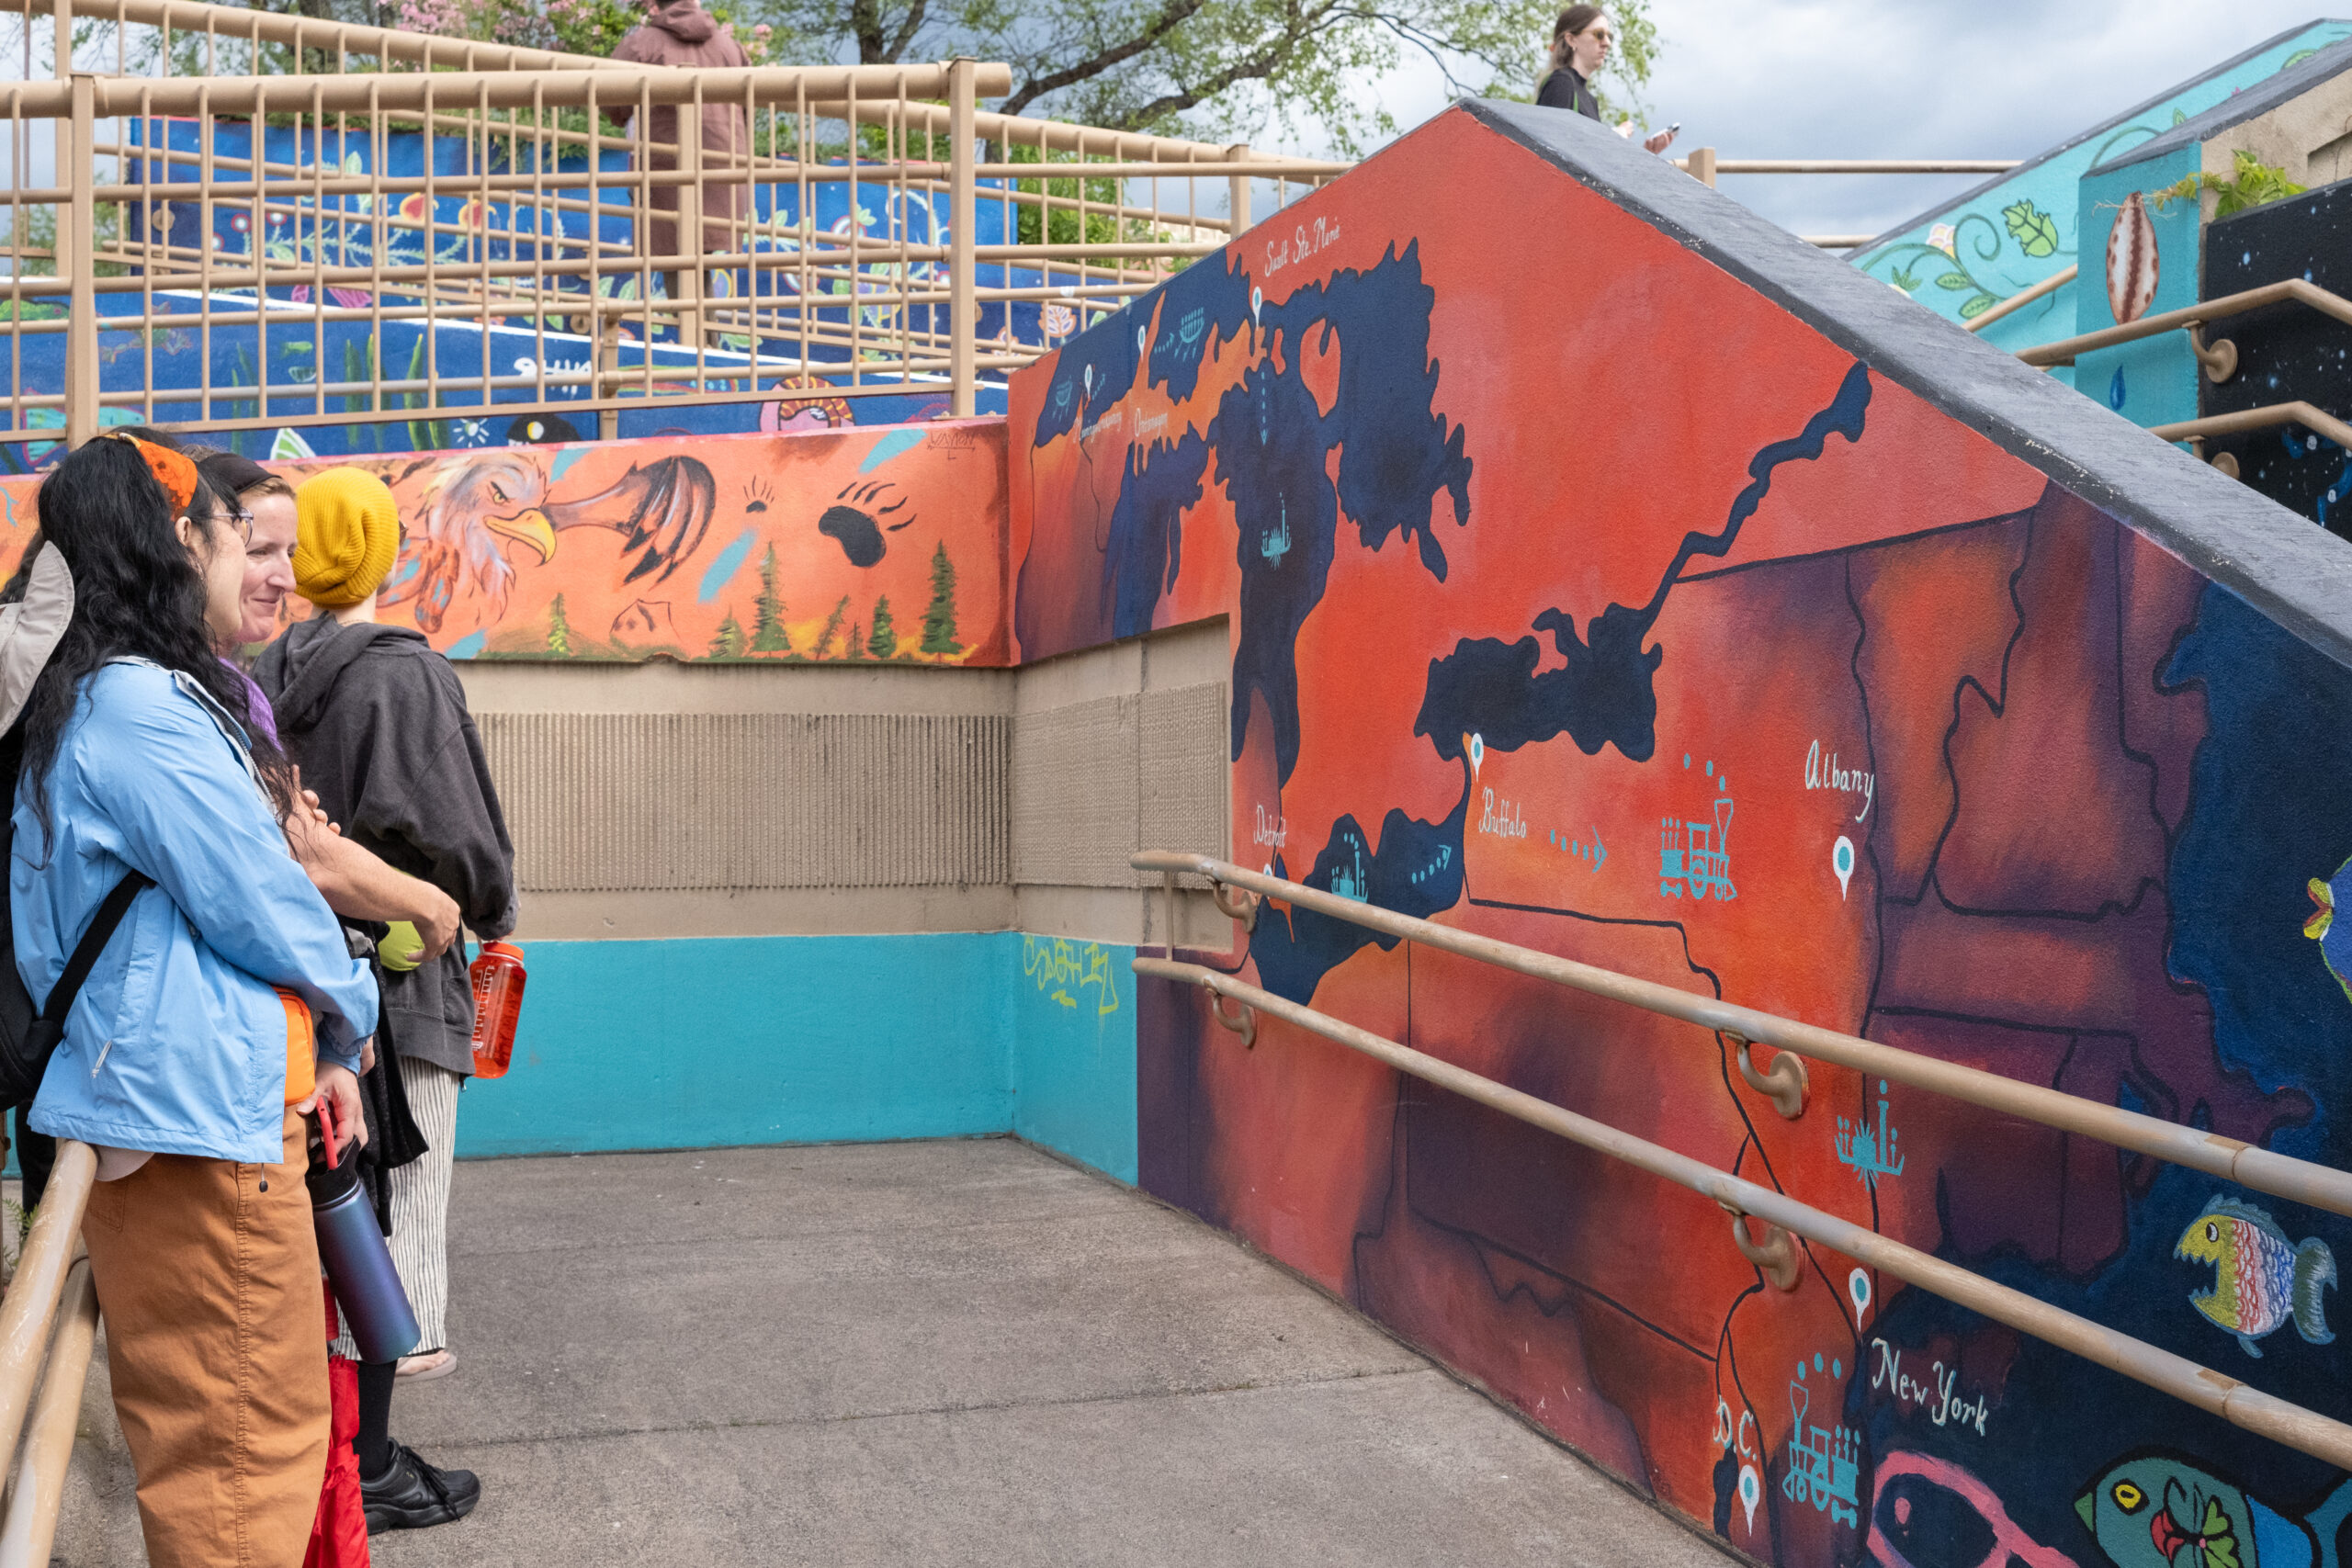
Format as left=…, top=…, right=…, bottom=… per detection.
left=1009, top=105, right=2352, bottom=1566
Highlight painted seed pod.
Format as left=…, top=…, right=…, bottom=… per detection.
left=2107, top=190, right=2159, bottom=325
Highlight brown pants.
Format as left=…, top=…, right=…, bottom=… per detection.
left=83, top=1111, right=329, bottom=1568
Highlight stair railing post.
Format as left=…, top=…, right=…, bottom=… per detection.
left=1227, top=142, right=1251, bottom=238
left=64, top=73, right=96, bottom=449
left=947, top=56, right=976, bottom=418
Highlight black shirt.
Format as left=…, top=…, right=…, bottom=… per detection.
left=1535, top=65, right=1600, bottom=119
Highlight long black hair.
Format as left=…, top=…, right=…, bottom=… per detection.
left=7, top=434, right=294, bottom=848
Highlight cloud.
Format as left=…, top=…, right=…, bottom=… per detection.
left=1287, top=0, right=2335, bottom=241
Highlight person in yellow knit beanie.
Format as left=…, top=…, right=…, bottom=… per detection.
left=293, top=468, right=402, bottom=609
left=258, top=459, right=512, bottom=1535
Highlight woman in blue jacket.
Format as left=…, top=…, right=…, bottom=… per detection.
left=10, top=434, right=378, bottom=1568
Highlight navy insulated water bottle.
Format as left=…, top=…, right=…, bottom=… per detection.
left=308, top=1100, right=421, bottom=1363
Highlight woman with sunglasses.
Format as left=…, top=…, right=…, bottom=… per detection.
left=9, top=432, right=377, bottom=1567
left=1537, top=5, right=1677, bottom=153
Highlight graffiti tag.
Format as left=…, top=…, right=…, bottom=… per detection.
left=1023, top=936, right=1122, bottom=1020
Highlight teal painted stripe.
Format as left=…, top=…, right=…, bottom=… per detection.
left=457, top=931, right=1139, bottom=1185
left=460, top=932, right=1017, bottom=1157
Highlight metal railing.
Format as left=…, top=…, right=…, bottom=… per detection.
left=0, top=1138, right=97, bottom=1565
left=1672, top=150, right=2020, bottom=249
left=1130, top=850, right=2352, bottom=1471
left=0, top=0, right=1345, bottom=449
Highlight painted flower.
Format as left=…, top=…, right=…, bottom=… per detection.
left=400, top=192, right=429, bottom=223
left=457, top=198, right=489, bottom=232
left=1043, top=302, right=1077, bottom=338
left=230, top=211, right=251, bottom=234
left=1928, top=222, right=1956, bottom=257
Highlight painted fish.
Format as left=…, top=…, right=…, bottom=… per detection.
left=2305, top=857, right=2352, bottom=1006
left=2107, top=189, right=2160, bottom=325
left=2175, top=1196, right=2335, bottom=1358
left=2077, top=1450, right=2352, bottom=1568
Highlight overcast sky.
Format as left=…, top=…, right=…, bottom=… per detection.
left=1306, top=0, right=2349, bottom=243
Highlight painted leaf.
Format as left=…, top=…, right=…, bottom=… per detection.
left=2106, top=190, right=2160, bottom=324
left=2200, top=1497, right=2240, bottom=1568
left=1935, top=272, right=1973, bottom=291
left=2003, top=199, right=2061, bottom=258
left=1958, top=293, right=1998, bottom=320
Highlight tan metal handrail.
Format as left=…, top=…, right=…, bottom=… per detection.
left=1133, top=953, right=2352, bottom=1472
left=1681, top=157, right=2020, bottom=175
left=0, top=1255, right=97, bottom=1568
left=1130, top=851, right=2352, bottom=1219
left=2016, top=276, right=2352, bottom=367
left=1965, top=263, right=2075, bottom=333
left=2153, top=401, right=2352, bottom=457
left=0, top=1139, right=94, bottom=1474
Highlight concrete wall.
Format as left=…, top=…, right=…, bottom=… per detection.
left=446, top=617, right=1231, bottom=1179
left=1005, top=96, right=2352, bottom=1568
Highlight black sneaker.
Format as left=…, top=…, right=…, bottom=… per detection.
left=361, top=1440, right=481, bottom=1534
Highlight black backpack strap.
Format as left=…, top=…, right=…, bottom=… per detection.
left=40, top=870, right=154, bottom=1026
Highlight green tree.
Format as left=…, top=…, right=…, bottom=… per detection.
left=749, top=545, right=792, bottom=653
left=756, top=0, right=1658, bottom=152
left=709, top=607, right=747, bottom=658
left=867, top=597, right=899, bottom=660
left=845, top=621, right=865, bottom=660
left=547, top=592, right=574, bottom=657
left=812, top=593, right=851, bottom=659
left=919, top=541, right=962, bottom=656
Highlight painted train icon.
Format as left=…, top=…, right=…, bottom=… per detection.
left=1661, top=792, right=1738, bottom=902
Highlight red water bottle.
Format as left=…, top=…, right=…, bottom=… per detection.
left=468, top=941, right=526, bottom=1079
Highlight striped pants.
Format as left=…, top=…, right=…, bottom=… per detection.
left=334, top=1055, right=460, bottom=1359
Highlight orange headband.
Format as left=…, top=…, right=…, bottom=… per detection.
left=96, top=431, right=198, bottom=516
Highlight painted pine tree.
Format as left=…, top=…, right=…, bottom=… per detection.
left=919, top=541, right=960, bottom=656
left=547, top=592, right=574, bottom=657
left=813, top=593, right=851, bottom=659
left=845, top=621, right=865, bottom=660
left=867, top=596, right=898, bottom=659
left=708, top=607, right=746, bottom=658
left=749, top=545, right=790, bottom=653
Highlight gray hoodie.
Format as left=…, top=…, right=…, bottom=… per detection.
left=254, top=616, right=517, bottom=1077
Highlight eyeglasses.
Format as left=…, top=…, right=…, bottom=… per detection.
left=224, top=510, right=254, bottom=547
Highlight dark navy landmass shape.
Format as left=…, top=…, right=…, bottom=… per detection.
left=1215, top=357, right=1344, bottom=778
left=1250, top=784, right=1470, bottom=1005
left=1105, top=432, right=1210, bottom=638
left=1415, top=361, right=1872, bottom=768
left=1273, top=245, right=1471, bottom=580
left=1213, top=240, right=1473, bottom=781
left=1032, top=304, right=1145, bottom=446
left=1145, top=254, right=1254, bottom=404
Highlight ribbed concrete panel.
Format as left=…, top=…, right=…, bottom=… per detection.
left=1139, top=682, right=1227, bottom=886
left=478, top=712, right=1009, bottom=893
left=1012, top=694, right=1139, bottom=888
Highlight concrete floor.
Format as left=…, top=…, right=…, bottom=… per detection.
left=54, top=1138, right=1738, bottom=1567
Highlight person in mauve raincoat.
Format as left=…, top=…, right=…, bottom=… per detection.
left=611, top=0, right=751, bottom=304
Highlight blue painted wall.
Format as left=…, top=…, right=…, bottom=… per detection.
left=456, top=931, right=1140, bottom=1183
left=1850, top=19, right=2351, bottom=368
left=2077, top=145, right=2205, bottom=432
